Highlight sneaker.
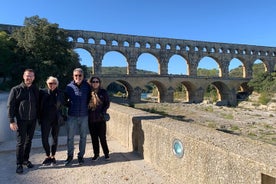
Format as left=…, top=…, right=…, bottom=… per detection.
left=16, top=164, right=23, bottom=174
left=23, top=161, right=34, bottom=168
left=91, top=155, right=99, bottom=161
left=105, top=155, right=110, bottom=161
left=51, top=157, right=56, bottom=165
left=64, top=155, right=73, bottom=166
left=78, top=156, right=84, bottom=165
left=42, top=157, right=52, bottom=165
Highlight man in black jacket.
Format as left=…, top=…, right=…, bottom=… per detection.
left=7, top=69, right=39, bottom=174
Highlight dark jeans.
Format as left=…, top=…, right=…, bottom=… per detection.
left=88, top=121, right=109, bottom=156
left=16, top=119, right=37, bottom=165
left=41, top=118, right=59, bottom=157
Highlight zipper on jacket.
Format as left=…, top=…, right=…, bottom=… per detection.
left=28, top=88, right=31, bottom=120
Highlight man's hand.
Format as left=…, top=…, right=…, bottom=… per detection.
left=10, top=122, right=18, bottom=131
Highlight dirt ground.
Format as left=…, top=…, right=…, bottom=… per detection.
left=132, top=101, right=276, bottom=146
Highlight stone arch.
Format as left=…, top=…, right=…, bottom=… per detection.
left=147, top=80, right=167, bottom=103
left=100, top=39, right=106, bottom=45
left=77, top=37, right=84, bottom=43
left=123, top=41, right=129, bottom=47
left=74, top=48, right=94, bottom=67
left=211, top=81, right=231, bottom=105
left=88, top=38, right=95, bottom=44
left=156, top=43, right=161, bottom=49
left=104, top=79, right=134, bottom=102
left=180, top=81, right=198, bottom=103
left=253, top=59, right=267, bottom=76
left=68, top=36, right=74, bottom=42
left=102, top=51, right=128, bottom=74
left=239, top=82, right=252, bottom=93
left=198, top=56, right=220, bottom=76
left=168, top=54, right=188, bottom=75
left=135, top=42, right=140, bottom=48
left=112, top=40, right=118, bottom=46
left=137, top=53, right=159, bottom=74
left=229, top=58, right=244, bottom=78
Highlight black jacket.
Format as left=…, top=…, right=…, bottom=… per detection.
left=39, top=88, right=66, bottom=122
left=88, top=88, right=110, bottom=123
left=7, top=82, right=39, bottom=123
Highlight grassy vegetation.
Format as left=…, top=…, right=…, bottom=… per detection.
left=220, top=113, right=234, bottom=120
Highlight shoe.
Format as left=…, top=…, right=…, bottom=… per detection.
left=16, top=164, right=23, bottom=174
left=42, top=157, right=52, bottom=165
left=64, top=156, right=73, bottom=166
left=51, top=157, right=56, bottom=165
left=78, top=156, right=84, bottom=165
left=105, top=155, right=110, bottom=161
left=23, top=161, right=34, bottom=168
left=91, top=155, right=99, bottom=161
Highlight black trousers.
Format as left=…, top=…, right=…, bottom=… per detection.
left=41, top=118, right=59, bottom=157
left=16, top=119, right=36, bottom=165
left=88, top=121, right=109, bottom=156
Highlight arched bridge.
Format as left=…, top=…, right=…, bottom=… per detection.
left=97, top=74, right=249, bottom=106
left=1, top=23, right=276, bottom=106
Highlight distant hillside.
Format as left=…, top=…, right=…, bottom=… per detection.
left=229, top=63, right=266, bottom=78
left=87, top=64, right=265, bottom=77
left=86, top=67, right=157, bottom=75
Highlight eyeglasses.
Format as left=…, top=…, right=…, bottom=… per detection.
left=48, top=82, right=57, bottom=85
left=74, top=74, right=82, bottom=77
left=92, top=81, right=99, bottom=83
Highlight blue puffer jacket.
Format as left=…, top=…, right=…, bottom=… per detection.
left=65, top=80, right=90, bottom=117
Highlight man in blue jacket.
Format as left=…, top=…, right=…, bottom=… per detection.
left=64, top=68, right=90, bottom=166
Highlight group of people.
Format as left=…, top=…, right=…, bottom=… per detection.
left=7, top=68, right=110, bottom=174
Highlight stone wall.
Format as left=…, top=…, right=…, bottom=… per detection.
left=0, top=92, right=15, bottom=142
left=107, top=103, right=276, bottom=184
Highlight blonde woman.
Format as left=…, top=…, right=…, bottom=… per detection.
left=39, top=76, right=66, bottom=165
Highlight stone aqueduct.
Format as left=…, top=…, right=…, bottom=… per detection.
left=1, top=23, right=276, bottom=106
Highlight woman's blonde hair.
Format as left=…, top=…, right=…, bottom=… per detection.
left=46, top=76, right=59, bottom=86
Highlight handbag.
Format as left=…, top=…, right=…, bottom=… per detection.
left=58, top=105, right=68, bottom=126
left=103, top=113, right=110, bottom=121
left=58, top=114, right=66, bottom=126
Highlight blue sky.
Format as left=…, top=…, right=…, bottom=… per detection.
left=1, top=0, right=276, bottom=74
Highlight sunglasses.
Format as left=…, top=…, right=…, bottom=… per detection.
left=48, top=82, right=57, bottom=85
left=92, top=81, right=99, bottom=83
left=74, top=74, right=82, bottom=77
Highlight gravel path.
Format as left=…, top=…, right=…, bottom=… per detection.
left=0, top=136, right=180, bottom=184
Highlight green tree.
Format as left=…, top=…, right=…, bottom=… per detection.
left=12, top=15, right=81, bottom=88
left=248, top=71, right=276, bottom=104
left=0, top=31, right=14, bottom=86
left=248, top=72, right=274, bottom=93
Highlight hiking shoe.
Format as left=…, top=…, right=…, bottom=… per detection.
left=42, top=157, right=52, bottom=165
left=16, top=164, right=23, bottom=174
left=23, top=161, right=34, bottom=168
left=78, top=156, right=84, bottom=165
left=105, top=155, right=110, bottom=161
left=64, top=156, right=73, bottom=166
left=51, top=158, right=56, bottom=165
left=91, top=155, right=99, bottom=161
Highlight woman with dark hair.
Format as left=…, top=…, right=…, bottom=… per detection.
left=88, top=76, right=110, bottom=161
